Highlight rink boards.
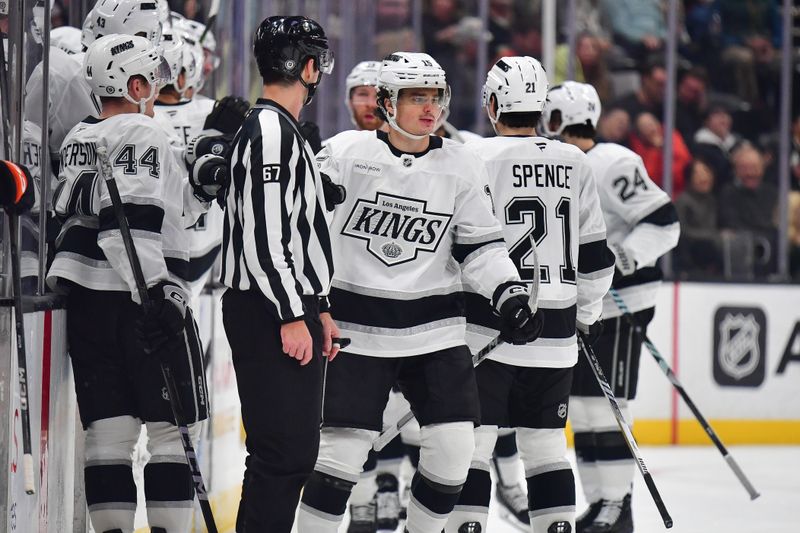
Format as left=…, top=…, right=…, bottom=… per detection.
left=1, top=282, right=799, bottom=531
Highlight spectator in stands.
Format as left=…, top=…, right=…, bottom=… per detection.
left=376, top=0, right=416, bottom=59
left=718, top=0, right=782, bottom=106
left=488, top=0, right=515, bottom=61
left=629, top=112, right=691, bottom=196
left=596, top=108, right=631, bottom=145
left=693, top=105, right=741, bottom=191
left=719, top=143, right=778, bottom=233
left=558, top=0, right=612, bottom=50
left=554, top=32, right=613, bottom=102
left=601, top=0, right=666, bottom=64
left=610, top=56, right=666, bottom=122
left=511, top=18, right=542, bottom=58
left=422, top=0, right=475, bottom=128
left=676, top=66, right=710, bottom=143
left=675, top=159, right=722, bottom=277
left=791, top=114, right=800, bottom=191
left=684, top=0, right=723, bottom=68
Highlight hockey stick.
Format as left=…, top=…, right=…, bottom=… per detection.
left=199, top=0, right=220, bottom=45
left=0, top=20, right=35, bottom=496
left=373, top=241, right=540, bottom=452
left=7, top=212, right=36, bottom=495
left=577, top=331, right=673, bottom=528
left=95, top=146, right=218, bottom=533
left=608, top=288, right=761, bottom=500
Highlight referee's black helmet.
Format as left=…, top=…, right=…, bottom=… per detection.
left=253, top=15, right=334, bottom=83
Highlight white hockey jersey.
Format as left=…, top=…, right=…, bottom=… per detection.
left=464, top=136, right=615, bottom=368
left=320, top=130, right=521, bottom=358
left=153, top=96, right=222, bottom=298
left=25, top=48, right=100, bottom=157
left=586, top=142, right=680, bottom=318
left=47, top=114, right=209, bottom=299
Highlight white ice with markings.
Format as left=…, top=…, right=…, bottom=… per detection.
left=326, top=445, right=800, bottom=533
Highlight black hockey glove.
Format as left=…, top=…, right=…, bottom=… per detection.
left=0, top=160, right=35, bottom=215
left=185, top=130, right=232, bottom=166
left=136, top=281, right=189, bottom=357
left=203, top=95, right=250, bottom=135
left=298, top=120, right=323, bottom=153
left=189, top=154, right=228, bottom=203
left=577, top=320, right=603, bottom=346
left=493, top=281, right=545, bottom=345
left=320, top=172, right=346, bottom=211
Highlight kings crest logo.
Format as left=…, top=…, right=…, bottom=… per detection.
left=342, top=192, right=452, bottom=266
left=713, top=307, right=767, bottom=387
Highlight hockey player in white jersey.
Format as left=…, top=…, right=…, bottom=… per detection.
left=46, top=34, right=224, bottom=533
left=151, top=22, right=248, bottom=302
left=25, top=0, right=163, bottom=159
left=296, top=52, right=543, bottom=533
left=446, top=57, right=615, bottom=533
left=542, top=81, right=680, bottom=533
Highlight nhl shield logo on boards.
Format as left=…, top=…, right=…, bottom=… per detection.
left=342, top=192, right=452, bottom=266
left=713, top=306, right=766, bottom=387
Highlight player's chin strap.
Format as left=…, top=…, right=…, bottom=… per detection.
left=486, top=104, right=502, bottom=136
left=124, top=84, right=157, bottom=115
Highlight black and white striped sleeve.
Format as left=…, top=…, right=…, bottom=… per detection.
left=232, top=111, right=306, bottom=322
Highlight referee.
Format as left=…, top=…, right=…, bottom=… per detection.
left=220, top=16, right=340, bottom=533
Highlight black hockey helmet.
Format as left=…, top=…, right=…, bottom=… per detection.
left=253, top=15, right=334, bottom=104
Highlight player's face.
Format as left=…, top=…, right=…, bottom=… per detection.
left=349, top=85, right=382, bottom=131
left=394, top=88, right=443, bottom=136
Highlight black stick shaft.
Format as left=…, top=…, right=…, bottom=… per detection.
left=97, top=148, right=218, bottom=532
left=578, top=332, right=673, bottom=528
left=608, top=288, right=760, bottom=500
left=8, top=214, right=35, bottom=494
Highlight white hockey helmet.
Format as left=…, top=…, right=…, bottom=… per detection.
left=171, top=24, right=204, bottom=98
left=156, top=0, right=170, bottom=25
left=88, top=0, right=163, bottom=47
left=482, top=56, right=548, bottom=129
left=344, top=60, right=381, bottom=124
left=541, top=81, right=601, bottom=136
left=346, top=61, right=382, bottom=96
left=377, top=52, right=450, bottom=140
left=84, top=33, right=170, bottom=113
left=159, top=26, right=184, bottom=87
left=51, top=26, right=83, bottom=55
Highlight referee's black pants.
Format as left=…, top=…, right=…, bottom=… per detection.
left=222, top=289, right=324, bottom=533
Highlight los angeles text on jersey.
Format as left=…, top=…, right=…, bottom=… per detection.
left=341, top=191, right=452, bottom=267
left=512, top=163, right=572, bottom=189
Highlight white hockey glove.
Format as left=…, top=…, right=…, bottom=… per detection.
left=189, top=154, right=228, bottom=203
left=610, top=242, right=637, bottom=277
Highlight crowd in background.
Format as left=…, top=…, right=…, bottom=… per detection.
left=36, top=0, right=800, bottom=281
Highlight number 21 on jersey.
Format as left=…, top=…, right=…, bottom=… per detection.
left=504, top=196, right=576, bottom=285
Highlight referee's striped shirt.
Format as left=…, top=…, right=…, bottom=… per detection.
left=221, top=99, right=334, bottom=322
